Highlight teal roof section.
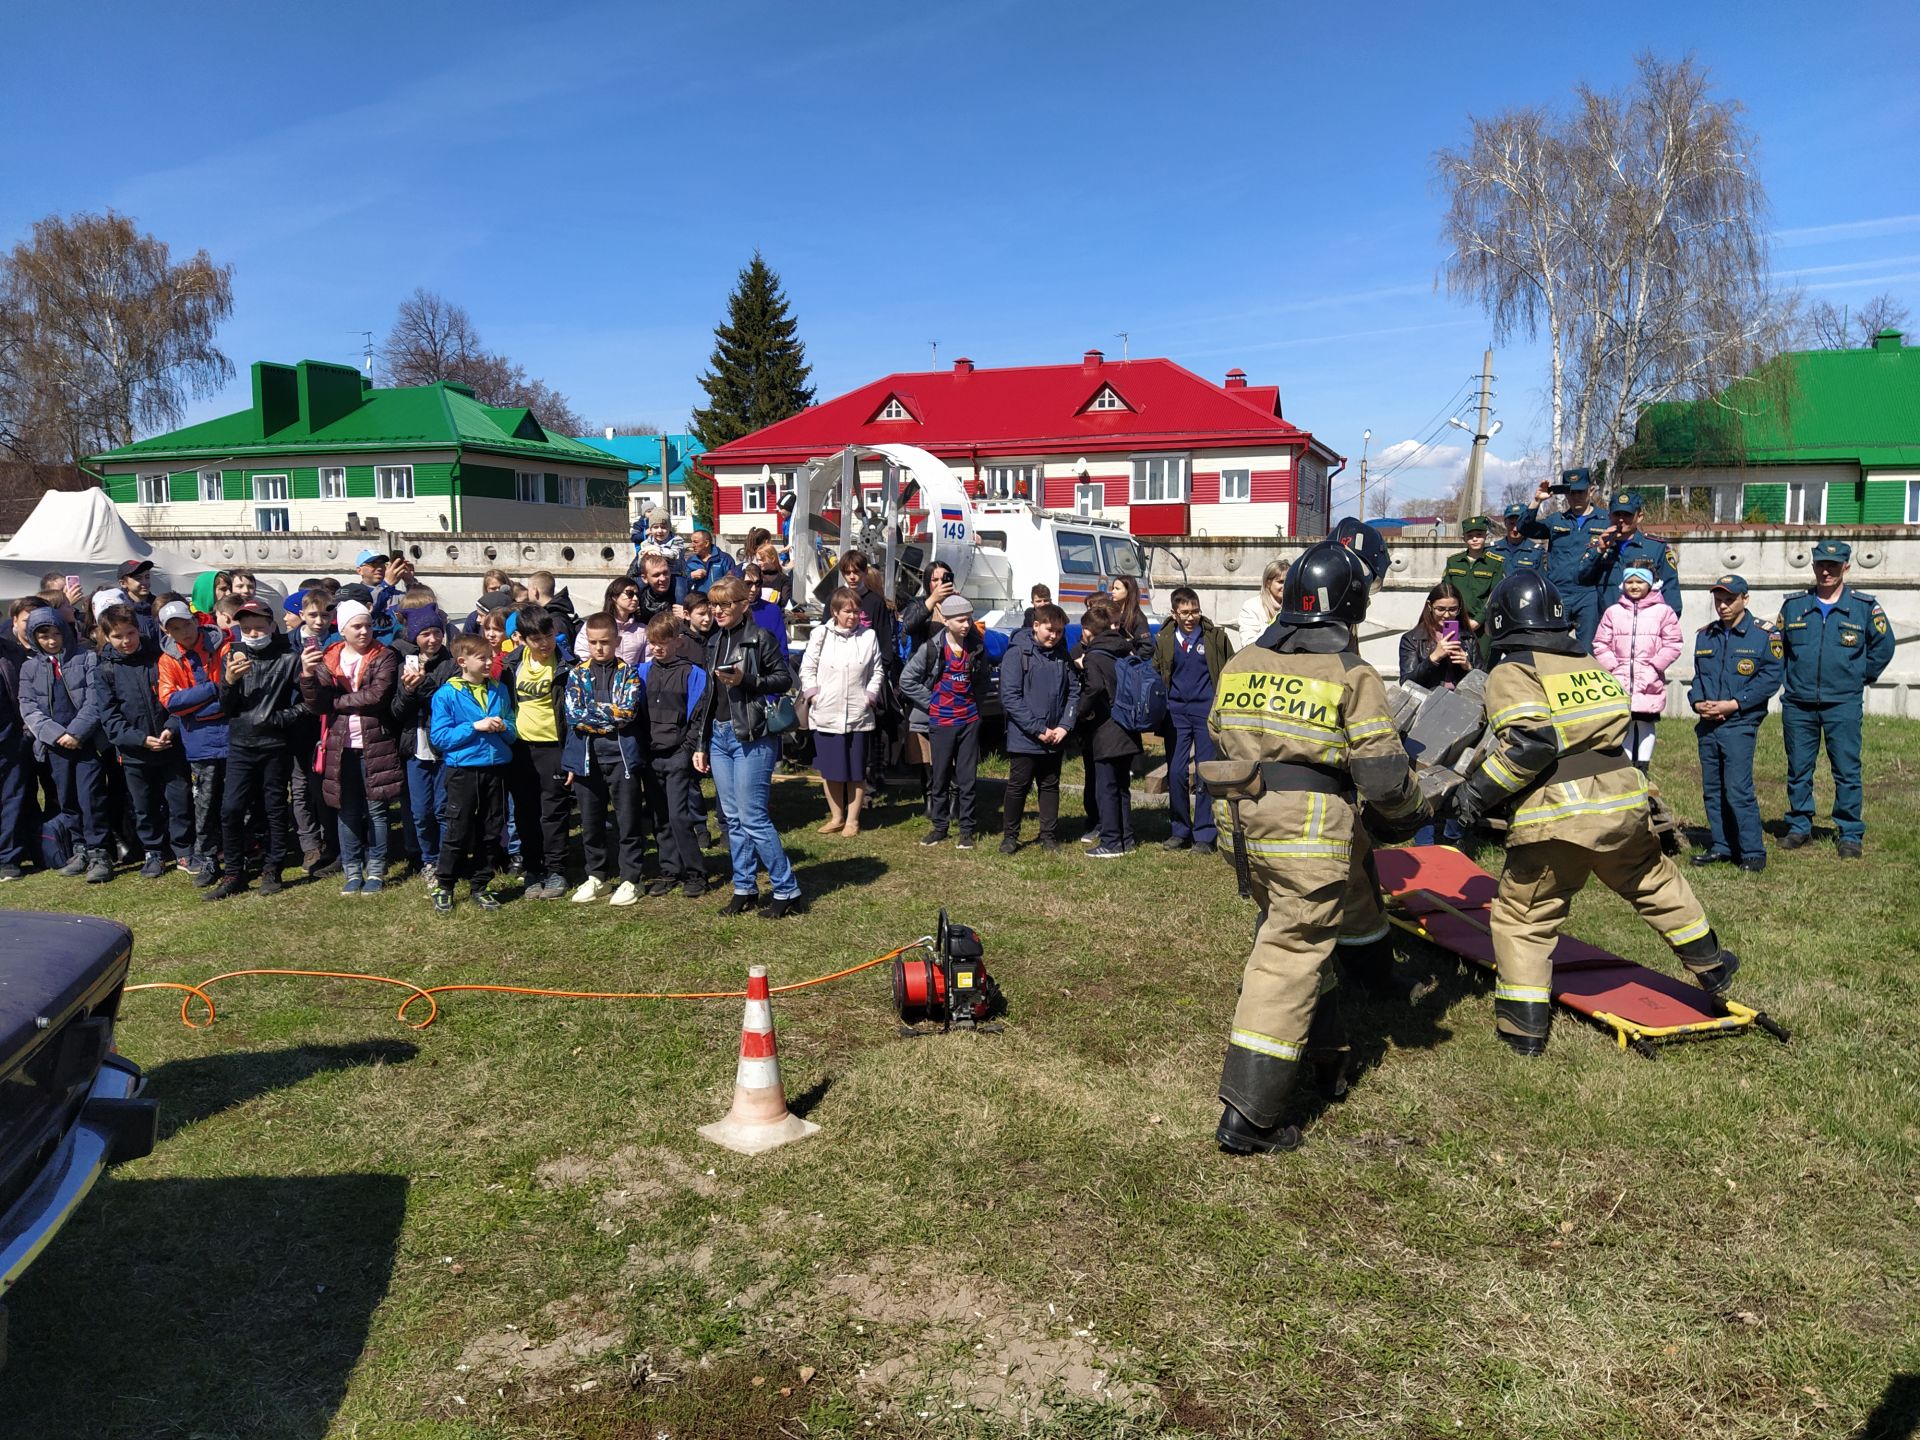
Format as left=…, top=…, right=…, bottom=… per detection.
left=91, top=360, right=627, bottom=473
left=574, top=432, right=706, bottom=488
left=1629, top=329, right=1920, bottom=471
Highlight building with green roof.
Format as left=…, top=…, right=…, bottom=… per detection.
left=89, top=359, right=630, bottom=535
left=1620, top=328, right=1920, bottom=527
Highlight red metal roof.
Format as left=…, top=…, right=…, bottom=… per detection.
left=702, top=356, right=1340, bottom=466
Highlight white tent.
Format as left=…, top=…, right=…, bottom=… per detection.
left=0, top=489, right=221, bottom=603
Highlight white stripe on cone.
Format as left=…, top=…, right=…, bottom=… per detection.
left=698, top=964, right=820, bottom=1154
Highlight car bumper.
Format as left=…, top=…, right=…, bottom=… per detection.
left=0, top=1053, right=155, bottom=1302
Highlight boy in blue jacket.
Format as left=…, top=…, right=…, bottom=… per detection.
left=429, top=632, right=517, bottom=913
left=96, top=606, right=193, bottom=879
left=18, top=606, right=110, bottom=881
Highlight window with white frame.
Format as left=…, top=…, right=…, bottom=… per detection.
left=1219, top=468, right=1251, bottom=504
left=1088, top=386, right=1127, bottom=412
left=1130, top=455, right=1188, bottom=504
left=200, top=468, right=223, bottom=502
left=558, top=475, right=585, bottom=507
left=743, top=482, right=767, bottom=513
left=1908, top=480, right=1920, bottom=525
left=376, top=465, right=414, bottom=501
left=1074, top=483, right=1103, bottom=515
left=878, top=397, right=910, bottom=421
left=517, top=471, right=544, bottom=504
left=251, top=473, right=289, bottom=502
left=137, top=473, right=168, bottom=506
left=669, top=492, right=689, bottom=519
left=985, top=464, right=1037, bottom=499
left=319, top=466, right=347, bottom=500
left=1786, top=479, right=1824, bottom=524
left=255, top=507, right=290, bottom=533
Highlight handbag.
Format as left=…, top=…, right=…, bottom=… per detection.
left=762, top=693, right=799, bottom=735
left=793, top=691, right=813, bottom=730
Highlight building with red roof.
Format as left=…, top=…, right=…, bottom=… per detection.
left=700, top=349, right=1343, bottom=541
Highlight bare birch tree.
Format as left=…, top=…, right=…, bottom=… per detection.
left=380, top=289, right=586, bottom=434
left=1804, top=292, right=1910, bottom=349
left=1437, top=54, right=1793, bottom=476
left=1, top=211, right=234, bottom=461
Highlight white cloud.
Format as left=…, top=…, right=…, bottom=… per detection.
left=1374, top=438, right=1466, bottom=471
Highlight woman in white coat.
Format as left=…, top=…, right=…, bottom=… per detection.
left=801, top=587, right=883, bottom=835
left=1234, top=557, right=1290, bottom=651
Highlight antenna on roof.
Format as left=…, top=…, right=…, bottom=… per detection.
left=929, top=340, right=939, bottom=369
left=1115, top=331, right=1129, bottom=363
left=356, top=330, right=374, bottom=374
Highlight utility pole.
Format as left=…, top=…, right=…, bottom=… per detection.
left=1358, top=429, right=1372, bottom=520
left=1451, top=349, right=1499, bottom=523
left=929, top=340, right=939, bottom=369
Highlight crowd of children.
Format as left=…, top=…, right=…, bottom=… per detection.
left=0, top=526, right=1222, bottom=909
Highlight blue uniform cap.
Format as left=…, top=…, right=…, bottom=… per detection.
left=1608, top=491, right=1644, bottom=514
left=1502, top=503, right=1528, bottom=520
left=1810, top=538, right=1851, bottom=564
left=1710, top=573, right=1749, bottom=596
left=1560, top=468, right=1591, bottom=490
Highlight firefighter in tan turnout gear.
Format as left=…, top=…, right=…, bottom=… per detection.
left=1447, top=570, right=1742, bottom=1055
left=1204, top=538, right=1429, bottom=1154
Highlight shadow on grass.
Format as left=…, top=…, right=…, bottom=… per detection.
left=1854, top=1374, right=1920, bottom=1440
left=0, top=1171, right=408, bottom=1439
left=146, top=1038, right=420, bottom=1142
left=787, top=1072, right=835, bottom=1119
left=788, top=854, right=889, bottom=893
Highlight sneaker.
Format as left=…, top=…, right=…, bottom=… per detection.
left=998, top=837, right=1019, bottom=856
left=721, top=891, right=758, bottom=916
left=420, top=863, right=438, bottom=891
left=192, top=860, right=220, bottom=887
left=1162, top=836, right=1191, bottom=851
left=205, top=875, right=246, bottom=902
left=507, top=854, right=527, bottom=877
left=1087, top=844, right=1129, bottom=860
left=1836, top=840, right=1863, bottom=859
left=139, top=854, right=169, bottom=880
left=1779, top=831, right=1812, bottom=851
left=340, top=868, right=364, bottom=897
left=1080, top=830, right=1102, bottom=847
left=258, top=868, right=286, bottom=896
left=308, top=852, right=341, bottom=879
left=472, top=886, right=503, bottom=911
left=301, top=847, right=323, bottom=873
left=176, top=855, right=194, bottom=873
left=430, top=888, right=454, bottom=915
left=920, top=831, right=948, bottom=847
left=682, top=874, right=709, bottom=898
left=0, top=863, right=22, bottom=882
left=59, top=851, right=87, bottom=878
left=530, top=872, right=564, bottom=899
left=571, top=876, right=605, bottom=904
left=361, top=877, right=385, bottom=896
left=609, top=880, right=641, bottom=907
left=956, top=835, right=975, bottom=851
left=1041, top=838, right=1061, bottom=854
left=646, top=877, right=679, bottom=898
left=760, top=895, right=801, bottom=921
left=86, top=850, right=113, bottom=884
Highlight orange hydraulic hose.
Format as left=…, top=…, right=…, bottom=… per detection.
left=124, top=939, right=931, bottom=1032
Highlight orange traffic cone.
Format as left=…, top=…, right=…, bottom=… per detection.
left=698, top=965, right=820, bottom=1154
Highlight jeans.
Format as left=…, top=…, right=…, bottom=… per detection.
left=188, top=759, right=225, bottom=866
left=47, top=749, right=109, bottom=850
left=222, top=747, right=294, bottom=878
left=335, top=750, right=391, bottom=878
left=1165, top=704, right=1217, bottom=844
left=926, top=720, right=980, bottom=837
left=709, top=725, right=798, bottom=899
left=291, top=749, right=335, bottom=862
left=124, top=751, right=193, bottom=858
left=406, top=757, right=445, bottom=869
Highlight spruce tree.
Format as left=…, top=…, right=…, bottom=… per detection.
left=689, top=253, right=814, bottom=526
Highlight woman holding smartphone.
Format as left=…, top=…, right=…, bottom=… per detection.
left=1398, top=581, right=1478, bottom=688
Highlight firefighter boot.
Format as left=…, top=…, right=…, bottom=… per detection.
left=1494, top=997, right=1551, bottom=1058
left=1675, top=932, right=1740, bottom=999
left=1217, top=1048, right=1303, bottom=1154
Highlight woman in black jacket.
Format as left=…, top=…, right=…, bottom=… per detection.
left=897, top=561, right=957, bottom=654
left=697, top=577, right=802, bottom=919
left=1077, top=598, right=1143, bottom=858
left=1106, top=575, right=1155, bottom=658
left=1398, top=582, right=1478, bottom=689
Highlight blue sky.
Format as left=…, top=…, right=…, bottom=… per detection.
left=6, top=0, right=1917, bottom=518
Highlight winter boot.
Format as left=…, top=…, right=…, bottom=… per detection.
left=59, top=848, right=88, bottom=878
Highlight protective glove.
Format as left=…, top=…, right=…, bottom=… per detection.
left=1447, top=781, right=1486, bottom=831
left=1363, top=796, right=1435, bottom=847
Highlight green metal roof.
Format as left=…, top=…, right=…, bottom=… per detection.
left=1628, top=330, right=1920, bottom=471
left=90, top=361, right=625, bottom=472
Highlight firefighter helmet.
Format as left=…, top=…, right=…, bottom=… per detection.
left=1277, top=540, right=1373, bottom=627
left=1485, top=570, right=1570, bottom=643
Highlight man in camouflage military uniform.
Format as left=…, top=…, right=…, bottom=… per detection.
left=1447, top=571, right=1741, bottom=1054
left=1205, top=540, right=1428, bottom=1151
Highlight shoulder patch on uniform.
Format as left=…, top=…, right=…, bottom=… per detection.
left=1873, top=615, right=1889, bottom=635
left=1736, top=657, right=1756, bottom=676
left=1665, top=546, right=1677, bottom=568
left=1770, top=634, right=1784, bottom=660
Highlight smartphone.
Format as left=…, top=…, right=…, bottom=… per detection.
left=306, top=635, right=324, bottom=653
left=404, top=653, right=423, bottom=676
left=1440, top=620, right=1461, bottom=645
left=65, top=574, right=81, bottom=591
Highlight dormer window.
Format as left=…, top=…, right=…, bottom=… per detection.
left=878, top=397, right=910, bottom=421
left=1086, top=385, right=1129, bottom=413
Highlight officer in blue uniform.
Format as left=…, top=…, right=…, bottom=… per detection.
left=1579, top=491, right=1682, bottom=614
left=1489, top=504, right=1543, bottom=574
left=1522, top=468, right=1608, bottom=651
left=1688, top=574, right=1781, bottom=871
left=1775, top=538, right=1896, bottom=857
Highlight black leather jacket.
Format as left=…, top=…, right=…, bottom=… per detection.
left=701, top=618, right=793, bottom=745
left=218, top=630, right=311, bottom=751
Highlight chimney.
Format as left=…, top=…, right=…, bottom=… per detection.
left=604, top=425, right=615, bottom=439
left=1082, top=348, right=1103, bottom=372
left=1873, top=328, right=1904, bottom=353
left=1224, top=367, right=1248, bottom=389
left=952, top=356, right=974, bottom=374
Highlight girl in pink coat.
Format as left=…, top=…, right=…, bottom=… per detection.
left=1592, top=566, right=1683, bottom=770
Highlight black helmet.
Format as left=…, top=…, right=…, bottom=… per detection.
left=1485, top=570, right=1569, bottom=643
left=1331, top=516, right=1390, bottom=592
left=1277, top=540, right=1372, bottom=627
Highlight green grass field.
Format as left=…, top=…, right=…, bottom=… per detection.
left=1, top=718, right=1916, bottom=1439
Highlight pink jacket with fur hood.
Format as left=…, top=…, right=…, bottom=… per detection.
left=1593, top=592, right=1683, bottom=715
